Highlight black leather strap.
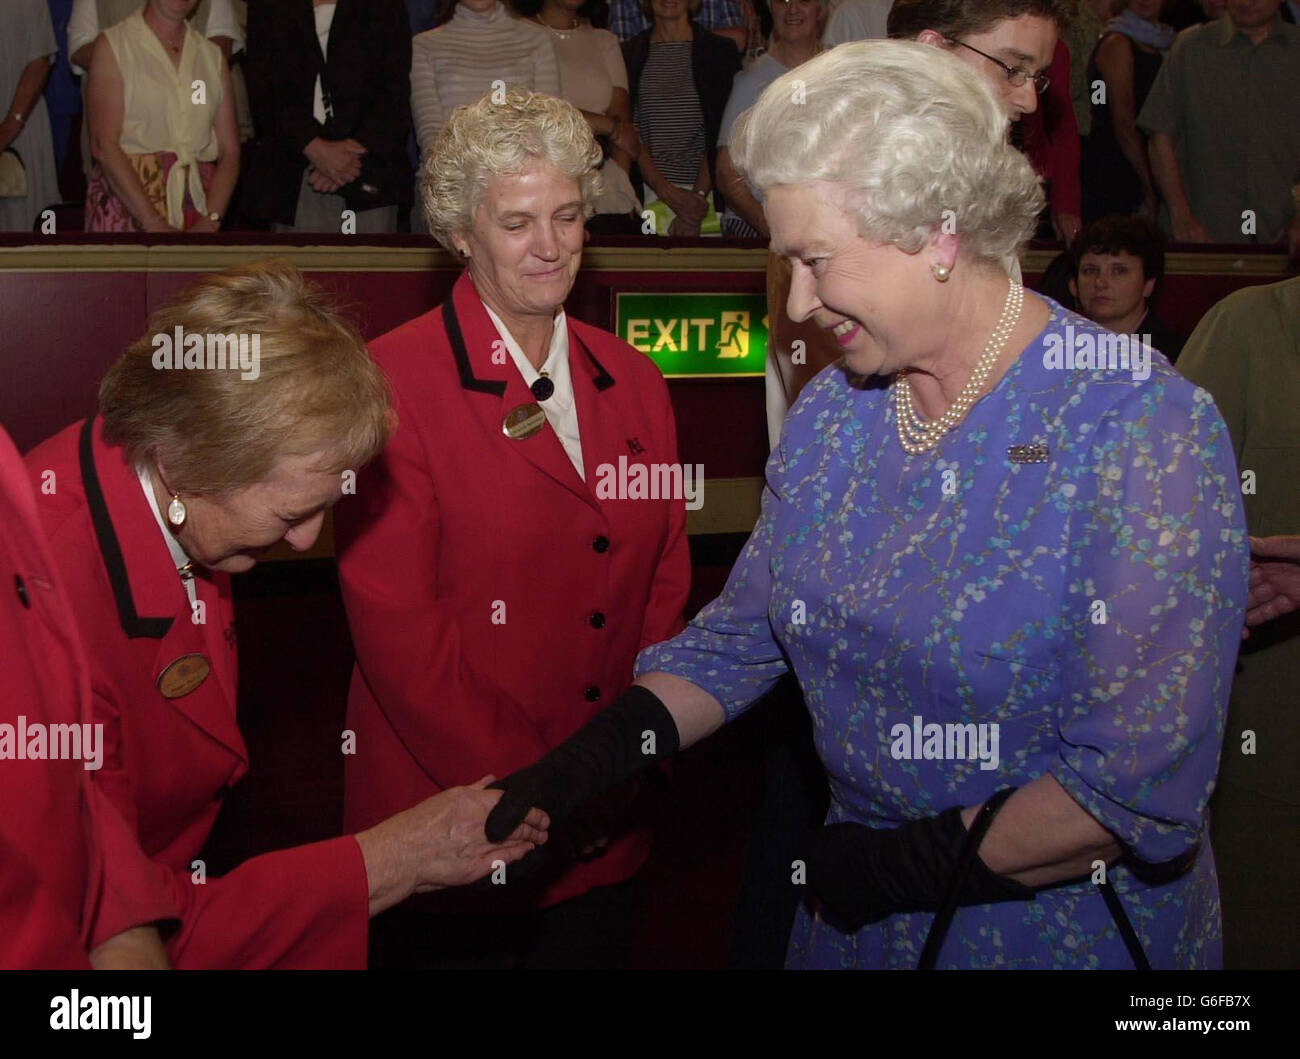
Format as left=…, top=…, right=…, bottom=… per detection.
left=918, top=787, right=1017, bottom=970
left=916, top=785, right=1155, bottom=970
left=1099, top=878, right=1152, bottom=970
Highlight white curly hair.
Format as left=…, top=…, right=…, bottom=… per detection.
left=728, top=39, right=1044, bottom=265
left=420, top=86, right=604, bottom=252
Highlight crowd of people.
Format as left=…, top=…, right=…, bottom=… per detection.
left=1, top=0, right=1297, bottom=248
left=1, top=0, right=1298, bottom=975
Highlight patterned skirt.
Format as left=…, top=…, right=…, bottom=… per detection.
left=85, top=151, right=216, bottom=232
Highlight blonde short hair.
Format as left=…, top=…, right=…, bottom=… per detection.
left=729, top=40, right=1044, bottom=265
left=421, top=86, right=603, bottom=251
left=99, top=259, right=393, bottom=495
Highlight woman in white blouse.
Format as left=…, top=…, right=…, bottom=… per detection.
left=84, top=0, right=239, bottom=232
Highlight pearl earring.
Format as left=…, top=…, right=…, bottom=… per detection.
left=931, top=263, right=951, bottom=282
left=167, top=494, right=187, bottom=527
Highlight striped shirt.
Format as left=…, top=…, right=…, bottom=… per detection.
left=608, top=0, right=744, bottom=42
left=410, top=2, right=561, bottom=155
left=634, top=42, right=704, bottom=187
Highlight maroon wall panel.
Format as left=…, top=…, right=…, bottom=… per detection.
left=141, top=269, right=459, bottom=343
left=0, top=271, right=146, bottom=452
left=1, top=245, right=1289, bottom=469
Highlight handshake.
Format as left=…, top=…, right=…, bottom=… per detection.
left=352, top=775, right=550, bottom=915
left=354, top=686, right=681, bottom=913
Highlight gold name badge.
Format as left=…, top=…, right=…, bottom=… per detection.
left=503, top=403, right=546, bottom=440
left=157, top=653, right=211, bottom=699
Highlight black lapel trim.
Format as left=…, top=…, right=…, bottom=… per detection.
left=574, top=332, right=616, bottom=392
left=79, top=417, right=173, bottom=640
left=443, top=299, right=507, bottom=396
left=444, top=298, right=616, bottom=394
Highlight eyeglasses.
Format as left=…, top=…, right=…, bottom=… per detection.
left=944, top=38, right=1050, bottom=94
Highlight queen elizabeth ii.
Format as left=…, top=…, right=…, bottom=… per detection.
left=486, top=40, right=1248, bottom=969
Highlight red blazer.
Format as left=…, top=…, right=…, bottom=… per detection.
left=24, top=417, right=370, bottom=969
left=0, top=426, right=174, bottom=969
left=335, top=272, right=691, bottom=909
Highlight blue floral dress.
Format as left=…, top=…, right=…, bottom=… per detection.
left=637, top=299, right=1248, bottom=969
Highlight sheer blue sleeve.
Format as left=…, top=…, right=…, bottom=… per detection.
left=636, top=435, right=792, bottom=721
left=1050, top=379, right=1248, bottom=863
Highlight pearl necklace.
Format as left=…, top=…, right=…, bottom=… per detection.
left=893, top=278, right=1023, bottom=456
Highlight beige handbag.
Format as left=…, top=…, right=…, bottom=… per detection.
left=0, top=149, right=28, bottom=198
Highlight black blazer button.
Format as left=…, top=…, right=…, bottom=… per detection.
left=584, top=685, right=601, bottom=702
left=14, top=574, right=30, bottom=609
left=592, top=535, right=610, bottom=553
left=589, top=611, right=606, bottom=629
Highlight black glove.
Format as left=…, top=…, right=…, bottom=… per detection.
left=805, top=808, right=1033, bottom=933
left=484, top=685, right=680, bottom=842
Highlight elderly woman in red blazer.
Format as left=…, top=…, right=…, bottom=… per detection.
left=334, top=87, right=691, bottom=968
left=0, top=424, right=174, bottom=970
left=23, top=260, right=547, bottom=970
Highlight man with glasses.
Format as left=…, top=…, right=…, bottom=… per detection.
left=937, top=30, right=1052, bottom=95
left=903, top=9, right=1082, bottom=249
left=888, top=0, right=1066, bottom=118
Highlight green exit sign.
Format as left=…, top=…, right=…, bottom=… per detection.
left=614, top=292, right=769, bottom=378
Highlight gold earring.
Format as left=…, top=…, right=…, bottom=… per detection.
left=931, top=263, right=951, bottom=282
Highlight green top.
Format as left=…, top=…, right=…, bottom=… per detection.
left=1178, top=277, right=1300, bottom=802
left=1138, top=16, right=1300, bottom=244
left=1178, top=277, right=1300, bottom=534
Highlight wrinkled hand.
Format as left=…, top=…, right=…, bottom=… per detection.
left=395, top=776, right=549, bottom=894
left=1245, top=534, right=1300, bottom=632
left=305, top=137, right=365, bottom=187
